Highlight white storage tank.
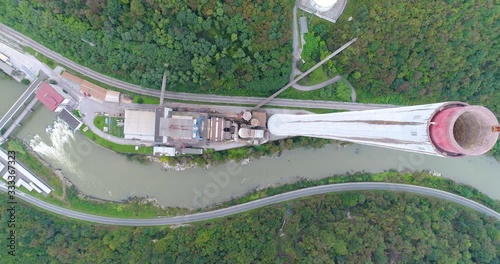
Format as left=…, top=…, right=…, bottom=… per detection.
left=311, top=0, right=338, bottom=12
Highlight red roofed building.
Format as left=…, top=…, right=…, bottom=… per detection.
left=36, top=82, right=71, bottom=112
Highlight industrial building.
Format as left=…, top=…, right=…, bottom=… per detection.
left=0, top=52, right=25, bottom=81
left=153, top=146, right=177, bottom=156
left=0, top=149, right=52, bottom=195
left=154, top=107, right=207, bottom=144
left=123, top=106, right=272, bottom=154
left=61, top=72, right=120, bottom=103
left=268, top=102, right=500, bottom=157
left=36, top=82, right=75, bottom=112
left=58, top=108, right=83, bottom=130
left=124, top=109, right=156, bottom=141
left=207, top=117, right=232, bottom=142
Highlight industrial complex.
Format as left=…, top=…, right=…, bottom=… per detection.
left=123, top=107, right=269, bottom=156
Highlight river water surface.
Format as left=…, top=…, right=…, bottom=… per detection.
left=1, top=74, right=499, bottom=208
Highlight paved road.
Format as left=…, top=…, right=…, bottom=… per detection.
left=0, top=24, right=384, bottom=111
left=1, top=182, right=498, bottom=226
left=256, top=38, right=358, bottom=108
left=0, top=74, right=44, bottom=131
left=293, top=75, right=342, bottom=91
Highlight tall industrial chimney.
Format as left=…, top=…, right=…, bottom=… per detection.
left=268, top=102, right=499, bottom=157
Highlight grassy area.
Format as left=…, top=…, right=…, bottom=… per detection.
left=93, top=116, right=124, bottom=138
left=81, top=125, right=152, bottom=155
left=3, top=139, right=64, bottom=197
left=262, top=105, right=346, bottom=114
left=72, top=109, right=82, bottom=118
left=277, top=80, right=352, bottom=102
left=23, top=46, right=57, bottom=69
left=93, top=116, right=106, bottom=130
left=133, top=95, right=160, bottom=104
left=297, top=66, right=330, bottom=86
left=110, top=117, right=124, bottom=138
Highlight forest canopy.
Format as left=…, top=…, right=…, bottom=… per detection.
left=0, top=0, right=293, bottom=95
left=323, top=0, right=499, bottom=114
left=1, top=191, right=499, bottom=263
left=0, top=0, right=498, bottom=111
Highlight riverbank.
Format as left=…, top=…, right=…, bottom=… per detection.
left=3, top=137, right=499, bottom=219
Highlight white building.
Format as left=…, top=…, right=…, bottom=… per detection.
left=124, top=109, right=156, bottom=141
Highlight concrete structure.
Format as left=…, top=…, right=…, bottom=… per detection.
left=298, top=0, right=347, bottom=23
left=105, top=91, right=120, bottom=103
left=181, top=148, right=204, bottom=155
left=1, top=97, right=38, bottom=143
left=0, top=60, right=24, bottom=81
left=36, top=82, right=71, bottom=112
left=268, top=102, right=499, bottom=157
left=0, top=150, right=51, bottom=194
left=238, top=128, right=265, bottom=139
left=124, top=109, right=156, bottom=141
left=153, top=146, right=177, bottom=156
left=0, top=52, right=8, bottom=62
left=58, top=108, right=83, bottom=130
left=207, top=117, right=232, bottom=142
left=15, top=179, right=33, bottom=192
left=299, top=16, right=309, bottom=34
left=155, top=107, right=206, bottom=144
left=0, top=74, right=45, bottom=143
left=311, top=0, right=338, bottom=12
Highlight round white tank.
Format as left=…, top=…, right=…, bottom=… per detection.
left=311, top=0, right=338, bottom=12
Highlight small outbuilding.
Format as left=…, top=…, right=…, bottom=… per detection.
left=58, top=108, right=83, bottom=130
left=105, top=90, right=120, bottom=103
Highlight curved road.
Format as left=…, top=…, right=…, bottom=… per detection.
left=0, top=24, right=384, bottom=111
left=288, top=8, right=356, bottom=102
left=1, top=182, right=498, bottom=226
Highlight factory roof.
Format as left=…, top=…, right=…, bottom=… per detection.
left=153, top=146, right=177, bottom=156
left=208, top=117, right=231, bottom=142
left=238, top=128, right=265, bottom=139
left=36, top=82, right=65, bottom=112
left=105, top=90, right=120, bottom=103
left=58, top=108, right=83, bottom=130
left=163, top=116, right=194, bottom=139
left=124, top=109, right=156, bottom=141
left=0, top=52, right=8, bottom=62
left=81, top=80, right=107, bottom=101
left=61, top=71, right=84, bottom=85
left=251, top=111, right=267, bottom=128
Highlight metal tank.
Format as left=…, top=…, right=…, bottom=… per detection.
left=311, top=0, right=338, bottom=12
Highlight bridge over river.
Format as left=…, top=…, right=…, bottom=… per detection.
left=0, top=72, right=45, bottom=143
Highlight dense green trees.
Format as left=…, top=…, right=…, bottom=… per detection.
left=1, top=190, right=498, bottom=263
left=0, top=0, right=293, bottom=95
left=321, top=0, right=499, bottom=114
